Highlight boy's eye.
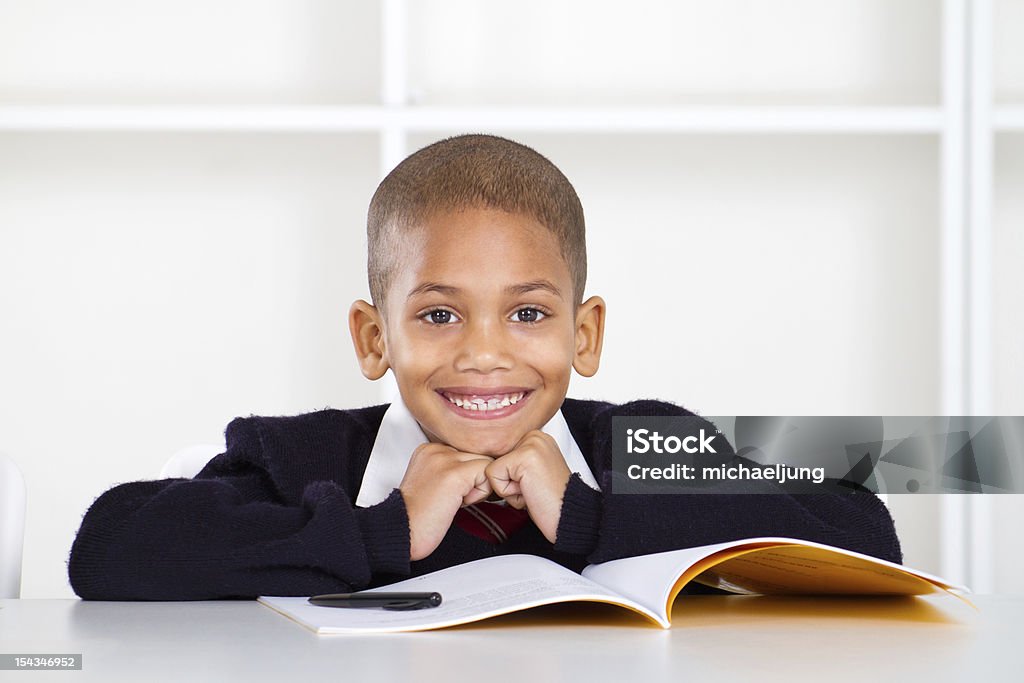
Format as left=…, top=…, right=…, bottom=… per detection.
left=513, top=308, right=546, bottom=323
left=422, top=309, right=458, bottom=325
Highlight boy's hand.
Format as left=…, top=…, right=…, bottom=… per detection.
left=399, top=443, right=494, bottom=561
left=485, top=431, right=572, bottom=544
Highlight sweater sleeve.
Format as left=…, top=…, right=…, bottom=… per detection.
left=553, top=400, right=903, bottom=566
left=67, top=418, right=411, bottom=600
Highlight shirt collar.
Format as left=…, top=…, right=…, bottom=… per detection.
left=355, top=391, right=601, bottom=508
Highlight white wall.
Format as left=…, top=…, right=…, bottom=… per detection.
left=0, top=0, right=1021, bottom=598
left=0, top=132, right=382, bottom=598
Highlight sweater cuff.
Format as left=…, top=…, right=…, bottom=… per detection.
left=353, top=489, right=411, bottom=576
left=554, top=472, right=603, bottom=556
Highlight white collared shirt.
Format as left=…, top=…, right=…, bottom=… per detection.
left=354, top=392, right=601, bottom=508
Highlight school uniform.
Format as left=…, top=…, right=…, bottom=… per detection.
left=68, top=397, right=901, bottom=600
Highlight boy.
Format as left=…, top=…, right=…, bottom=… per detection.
left=68, top=134, right=901, bottom=600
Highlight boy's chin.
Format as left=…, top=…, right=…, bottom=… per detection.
left=448, top=433, right=526, bottom=458
left=457, top=442, right=516, bottom=458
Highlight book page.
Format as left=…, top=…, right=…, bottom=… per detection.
left=581, top=540, right=783, bottom=618
left=581, top=537, right=972, bottom=623
left=693, top=544, right=957, bottom=595
left=258, top=554, right=662, bottom=634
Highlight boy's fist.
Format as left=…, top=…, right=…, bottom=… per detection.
left=485, top=431, right=572, bottom=544
left=398, top=432, right=573, bottom=561
left=399, top=443, right=494, bottom=561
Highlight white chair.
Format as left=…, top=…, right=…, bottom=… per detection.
left=0, top=452, right=27, bottom=599
left=159, top=444, right=223, bottom=480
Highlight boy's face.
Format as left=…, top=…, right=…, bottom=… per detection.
left=365, top=207, right=602, bottom=457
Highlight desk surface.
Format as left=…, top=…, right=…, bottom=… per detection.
left=0, top=595, right=1014, bottom=682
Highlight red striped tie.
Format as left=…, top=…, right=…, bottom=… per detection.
left=454, top=501, right=531, bottom=544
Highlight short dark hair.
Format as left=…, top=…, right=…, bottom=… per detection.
left=366, top=134, right=586, bottom=313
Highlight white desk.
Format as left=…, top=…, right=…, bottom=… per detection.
left=0, top=595, right=1014, bottom=682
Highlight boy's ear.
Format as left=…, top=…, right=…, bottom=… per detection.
left=572, top=295, right=606, bottom=378
left=349, top=300, right=390, bottom=380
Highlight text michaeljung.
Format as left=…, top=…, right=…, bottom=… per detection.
left=627, top=461, right=826, bottom=485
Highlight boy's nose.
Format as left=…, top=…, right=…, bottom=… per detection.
left=453, top=318, right=514, bottom=372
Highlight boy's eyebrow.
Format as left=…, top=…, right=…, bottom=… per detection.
left=505, top=280, right=564, bottom=299
left=406, top=280, right=564, bottom=300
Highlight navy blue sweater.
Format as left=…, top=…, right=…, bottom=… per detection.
left=67, top=398, right=902, bottom=600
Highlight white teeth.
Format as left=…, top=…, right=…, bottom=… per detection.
left=444, top=391, right=526, bottom=412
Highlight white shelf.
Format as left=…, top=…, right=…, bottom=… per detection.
left=0, top=104, right=945, bottom=134
left=994, top=106, right=1024, bottom=130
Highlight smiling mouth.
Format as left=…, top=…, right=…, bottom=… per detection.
left=439, top=390, right=530, bottom=413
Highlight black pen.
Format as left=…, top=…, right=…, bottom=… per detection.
left=308, top=591, right=443, bottom=611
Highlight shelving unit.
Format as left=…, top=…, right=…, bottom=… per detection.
left=0, top=103, right=950, bottom=133
left=1, top=0, right=1019, bottom=597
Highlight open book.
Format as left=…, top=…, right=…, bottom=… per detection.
left=257, top=536, right=971, bottom=634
